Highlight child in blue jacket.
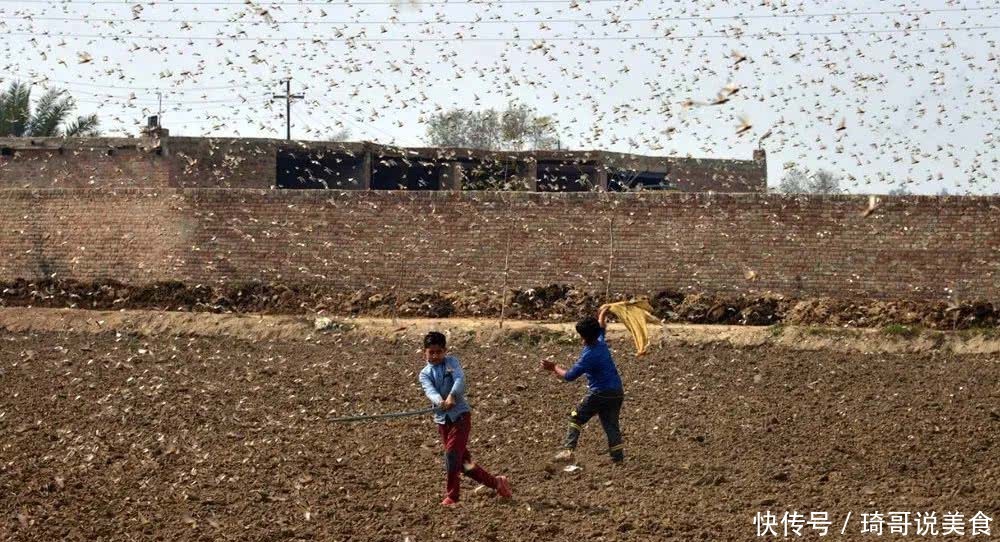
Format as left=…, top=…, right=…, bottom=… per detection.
left=541, top=307, right=625, bottom=463
left=419, top=331, right=512, bottom=506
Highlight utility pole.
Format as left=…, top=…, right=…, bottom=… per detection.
left=272, top=78, right=304, bottom=141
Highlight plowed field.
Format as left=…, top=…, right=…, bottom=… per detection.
left=2, top=321, right=998, bottom=540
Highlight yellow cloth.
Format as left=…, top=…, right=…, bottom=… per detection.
left=600, top=300, right=657, bottom=356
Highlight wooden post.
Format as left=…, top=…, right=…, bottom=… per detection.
left=498, top=195, right=513, bottom=328
left=605, top=203, right=615, bottom=302
left=361, top=146, right=372, bottom=190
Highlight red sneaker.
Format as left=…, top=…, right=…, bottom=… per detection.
left=495, top=476, right=512, bottom=500
left=441, top=497, right=458, bottom=506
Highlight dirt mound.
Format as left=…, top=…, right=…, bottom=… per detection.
left=398, top=291, right=455, bottom=318
left=655, top=292, right=787, bottom=326
left=506, top=285, right=609, bottom=320
left=447, top=287, right=502, bottom=317
left=1, top=278, right=997, bottom=330
left=783, top=297, right=998, bottom=329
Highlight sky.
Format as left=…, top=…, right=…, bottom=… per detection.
left=1, top=0, right=999, bottom=194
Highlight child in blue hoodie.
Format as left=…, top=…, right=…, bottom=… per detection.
left=541, top=307, right=625, bottom=463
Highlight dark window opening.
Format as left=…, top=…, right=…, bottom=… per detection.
left=608, top=171, right=672, bottom=192
left=461, top=160, right=527, bottom=190
left=371, top=157, right=441, bottom=190
left=276, top=149, right=364, bottom=189
left=0, top=147, right=14, bottom=157
left=537, top=161, right=597, bottom=192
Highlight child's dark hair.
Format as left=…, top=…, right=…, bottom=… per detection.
left=424, top=331, right=447, bottom=349
left=575, top=316, right=602, bottom=344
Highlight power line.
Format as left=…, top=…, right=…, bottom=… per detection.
left=2, top=75, right=278, bottom=109
left=71, top=96, right=270, bottom=110
left=13, top=81, right=270, bottom=103
left=309, top=93, right=400, bottom=143
left=22, top=78, right=250, bottom=91
left=4, top=74, right=284, bottom=96
left=3, top=25, right=999, bottom=42
left=0, top=0, right=622, bottom=5
left=4, top=7, right=998, bottom=25
left=289, top=107, right=357, bottom=142
left=68, top=91, right=269, bottom=104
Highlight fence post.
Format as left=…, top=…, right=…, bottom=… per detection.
left=605, top=200, right=615, bottom=302
left=498, top=194, right=513, bottom=329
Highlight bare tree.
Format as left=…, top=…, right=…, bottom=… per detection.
left=777, top=164, right=842, bottom=194
left=777, top=164, right=809, bottom=193
left=328, top=127, right=351, bottom=142
left=808, top=169, right=841, bottom=194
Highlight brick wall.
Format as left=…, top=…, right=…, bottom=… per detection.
left=166, top=138, right=277, bottom=189
left=2, top=137, right=767, bottom=192
left=0, top=138, right=275, bottom=190
left=670, top=153, right=767, bottom=192
left=0, top=147, right=170, bottom=188
left=0, top=189, right=996, bottom=300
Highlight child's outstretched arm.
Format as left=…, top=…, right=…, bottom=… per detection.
left=419, top=369, right=444, bottom=408
left=540, top=358, right=569, bottom=379
left=541, top=354, right=587, bottom=381
left=597, top=306, right=609, bottom=328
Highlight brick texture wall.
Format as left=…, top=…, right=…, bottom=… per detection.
left=166, top=138, right=277, bottom=189
left=670, top=155, right=767, bottom=192
left=0, top=138, right=275, bottom=189
left=3, top=137, right=767, bottom=192
left=0, top=148, right=170, bottom=188
left=0, top=189, right=996, bottom=301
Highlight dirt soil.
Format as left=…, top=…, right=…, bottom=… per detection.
left=3, top=307, right=1000, bottom=355
left=2, top=313, right=998, bottom=540
left=3, top=278, right=998, bottom=330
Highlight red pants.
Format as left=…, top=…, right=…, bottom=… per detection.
left=438, top=412, right=497, bottom=501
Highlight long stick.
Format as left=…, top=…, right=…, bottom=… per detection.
left=328, top=407, right=435, bottom=423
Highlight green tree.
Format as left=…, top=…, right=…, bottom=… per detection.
left=0, top=81, right=100, bottom=137
left=426, top=102, right=558, bottom=151
left=499, top=102, right=558, bottom=150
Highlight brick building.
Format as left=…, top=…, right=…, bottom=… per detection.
left=0, top=129, right=766, bottom=192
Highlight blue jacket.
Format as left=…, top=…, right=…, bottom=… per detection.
left=419, top=356, right=471, bottom=424
left=564, top=329, right=624, bottom=392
